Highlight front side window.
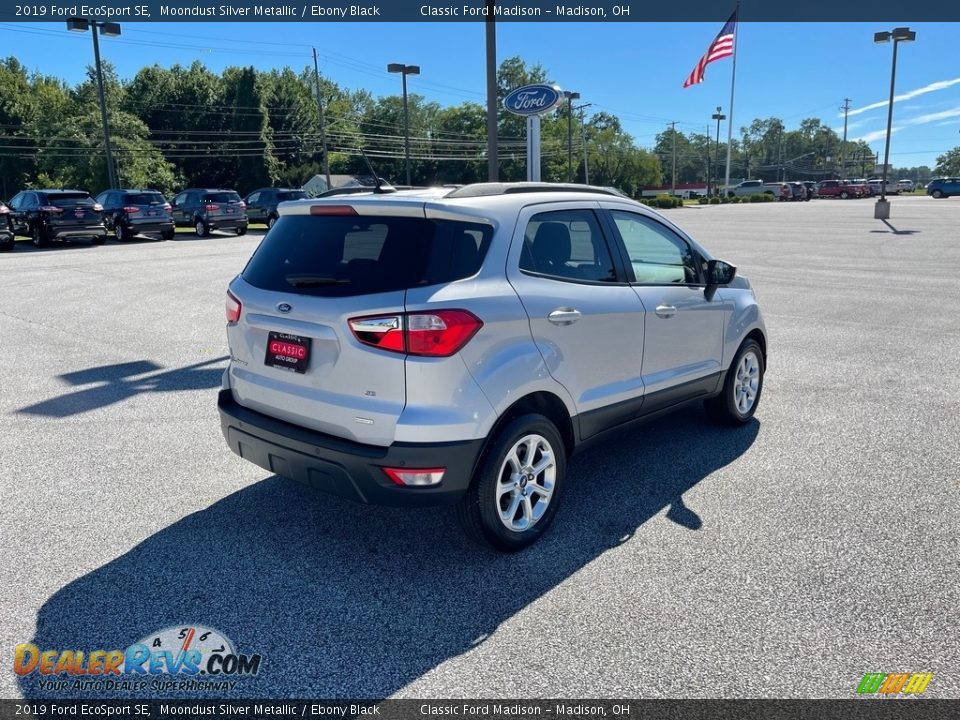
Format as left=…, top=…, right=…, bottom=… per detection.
left=610, top=211, right=700, bottom=285
left=520, top=209, right=616, bottom=283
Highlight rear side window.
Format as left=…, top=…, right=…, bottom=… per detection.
left=242, top=215, right=493, bottom=297
left=203, top=192, right=241, bottom=203
left=124, top=192, right=166, bottom=205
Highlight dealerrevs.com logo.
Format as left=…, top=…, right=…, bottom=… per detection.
left=856, top=672, right=933, bottom=697
left=14, top=625, right=262, bottom=693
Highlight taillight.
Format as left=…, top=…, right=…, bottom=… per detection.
left=383, top=467, right=446, bottom=487
left=122, top=206, right=140, bottom=215
left=225, top=290, right=242, bottom=324
left=92, top=203, right=103, bottom=212
left=239, top=201, right=247, bottom=209
left=310, top=204, right=357, bottom=216
left=205, top=204, right=220, bottom=211
left=348, top=310, right=482, bottom=357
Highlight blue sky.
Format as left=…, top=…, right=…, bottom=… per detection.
left=4, top=21, right=959, bottom=168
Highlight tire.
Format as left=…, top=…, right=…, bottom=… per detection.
left=195, top=219, right=209, bottom=237
left=931, top=189, right=943, bottom=199
left=90, top=235, right=106, bottom=245
left=840, top=191, right=849, bottom=199
left=266, top=214, right=277, bottom=229
left=161, top=229, right=175, bottom=240
left=456, top=413, right=566, bottom=552
left=0, top=237, right=13, bottom=252
left=705, top=339, right=765, bottom=426
left=235, top=226, right=247, bottom=236
left=32, top=224, right=50, bottom=248
left=114, top=222, right=126, bottom=242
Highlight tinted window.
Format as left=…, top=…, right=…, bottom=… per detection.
left=203, top=192, right=241, bottom=203
left=610, top=211, right=699, bottom=285
left=276, top=191, right=307, bottom=202
left=124, top=192, right=166, bottom=205
left=246, top=192, right=261, bottom=204
left=45, top=192, right=94, bottom=207
left=520, top=209, right=616, bottom=283
left=242, top=215, right=492, bottom=297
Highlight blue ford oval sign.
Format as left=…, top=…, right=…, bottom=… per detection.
left=503, top=84, right=563, bottom=116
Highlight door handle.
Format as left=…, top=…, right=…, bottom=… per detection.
left=655, top=304, right=677, bottom=318
left=548, top=309, right=582, bottom=325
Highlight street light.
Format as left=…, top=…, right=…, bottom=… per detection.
left=873, top=26, right=916, bottom=219
left=564, top=91, right=580, bottom=182
left=67, top=17, right=121, bottom=189
left=712, top=106, right=726, bottom=196
left=387, top=62, right=420, bottom=187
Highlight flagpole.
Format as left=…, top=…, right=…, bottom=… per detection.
left=723, top=3, right=739, bottom=194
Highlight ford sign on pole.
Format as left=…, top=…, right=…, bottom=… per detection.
left=503, top=84, right=563, bottom=116
left=503, top=84, right=564, bottom=181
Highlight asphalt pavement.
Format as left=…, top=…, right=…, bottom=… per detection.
left=1, top=195, right=957, bottom=699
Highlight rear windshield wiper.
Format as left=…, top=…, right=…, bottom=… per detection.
left=285, top=274, right=350, bottom=287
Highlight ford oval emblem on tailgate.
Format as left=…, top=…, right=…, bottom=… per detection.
left=277, top=303, right=292, bottom=314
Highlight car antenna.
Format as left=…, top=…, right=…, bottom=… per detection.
left=358, top=149, right=395, bottom=194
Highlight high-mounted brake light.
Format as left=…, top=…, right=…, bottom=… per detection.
left=310, top=204, right=358, bottom=216
left=348, top=310, right=482, bottom=357
left=383, top=467, right=446, bottom=487
left=225, top=290, right=242, bottom=324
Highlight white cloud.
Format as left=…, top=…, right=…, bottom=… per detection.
left=852, top=106, right=960, bottom=144
left=846, top=78, right=960, bottom=117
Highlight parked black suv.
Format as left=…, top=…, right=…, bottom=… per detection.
left=243, top=187, right=307, bottom=229
left=0, top=200, right=14, bottom=252
left=7, top=190, right=106, bottom=248
left=95, top=189, right=175, bottom=241
left=171, top=188, right=248, bottom=237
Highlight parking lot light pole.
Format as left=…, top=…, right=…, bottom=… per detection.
left=387, top=63, right=420, bottom=187
left=67, top=17, right=121, bottom=189
left=712, top=107, right=726, bottom=196
left=873, top=27, right=916, bottom=219
left=564, top=91, right=580, bottom=183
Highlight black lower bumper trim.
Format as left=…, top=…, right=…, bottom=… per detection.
left=218, top=389, right=484, bottom=507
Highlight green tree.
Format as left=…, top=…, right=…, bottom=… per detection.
left=934, top=147, right=960, bottom=176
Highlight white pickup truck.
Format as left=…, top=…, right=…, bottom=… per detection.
left=868, top=178, right=901, bottom=195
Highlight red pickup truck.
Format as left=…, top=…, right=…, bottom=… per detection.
left=816, top=180, right=866, bottom=199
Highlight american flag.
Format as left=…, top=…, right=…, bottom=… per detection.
left=682, top=13, right=737, bottom=88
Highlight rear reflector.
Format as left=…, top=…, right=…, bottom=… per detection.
left=310, top=204, right=358, bottom=216
left=225, top=290, right=242, bottom=323
left=383, top=467, right=446, bottom=487
left=348, top=310, right=482, bottom=357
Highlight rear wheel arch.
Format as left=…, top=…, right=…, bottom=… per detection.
left=482, top=392, right=575, bottom=464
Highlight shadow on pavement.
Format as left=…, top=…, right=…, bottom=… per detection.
left=16, top=357, right=228, bottom=418
left=18, top=407, right=758, bottom=698
left=870, top=220, right=920, bottom=235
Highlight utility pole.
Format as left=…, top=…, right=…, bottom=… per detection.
left=671, top=123, right=678, bottom=196
left=312, top=48, right=331, bottom=190
left=485, top=0, right=498, bottom=181
left=712, top=107, right=725, bottom=196
left=578, top=104, right=592, bottom=184
left=840, top=97, right=851, bottom=180
left=705, top=124, right=712, bottom=196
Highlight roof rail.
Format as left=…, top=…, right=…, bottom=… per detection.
left=444, top=182, right=629, bottom=199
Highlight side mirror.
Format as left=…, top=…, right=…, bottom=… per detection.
left=704, top=259, right=737, bottom=301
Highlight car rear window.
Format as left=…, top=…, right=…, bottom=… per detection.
left=46, top=192, right=94, bottom=207
left=242, top=215, right=493, bottom=297
left=203, top=192, right=241, bottom=203
left=276, top=191, right=307, bottom=202
left=125, top=193, right=166, bottom=205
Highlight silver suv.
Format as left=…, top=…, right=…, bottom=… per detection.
left=218, top=183, right=767, bottom=551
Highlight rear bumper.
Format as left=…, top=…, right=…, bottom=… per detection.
left=49, top=225, right=106, bottom=239
left=218, top=389, right=483, bottom=507
left=208, top=217, right=248, bottom=231
left=128, top=220, right=174, bottom=234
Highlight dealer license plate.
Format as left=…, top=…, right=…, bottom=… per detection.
left=264, top=331, right=311, bottom=374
